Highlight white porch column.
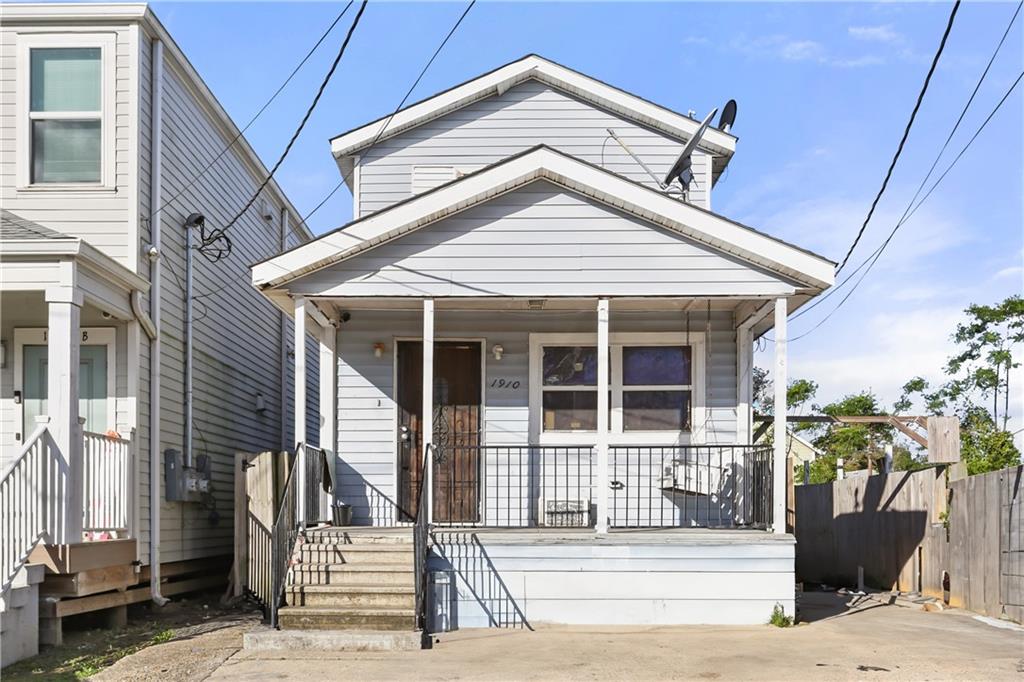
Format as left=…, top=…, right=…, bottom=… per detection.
left=595, top=298, right=610, bottom=534
left=772, top=297, right=787, bottom=534
left=319, top=321, right=338, bottom=521
left=422, top=299, right=435, bottom=521
left=46, top=286, right=83, bottom=544
left=293, top=296, right=307, bottom=523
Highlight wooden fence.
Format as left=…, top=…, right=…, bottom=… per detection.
left=232, top=451, right=290, bottom=605
left=795, top=465, right=1022, bottom=623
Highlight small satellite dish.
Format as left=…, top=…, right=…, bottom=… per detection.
left=663, top=108, right=717, bottom=188
left=718, top=99, right=737, bottom=133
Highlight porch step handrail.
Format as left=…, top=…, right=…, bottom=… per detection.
left=1, top=422, right=64, bottom=593
left=82, top=431, right=132, bottom=535
left=268, top=443, right=326, bottom=628
left=412, top=443, right=433, bottom=633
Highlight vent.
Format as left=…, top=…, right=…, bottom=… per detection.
left=411, top=165, right=474, bottom=194
left=543, top=499, right=590, bottom=528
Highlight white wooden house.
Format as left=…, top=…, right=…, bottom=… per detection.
left=0, top=3, right=318, bottom=664
left=253, top=56, right=834, bottom=631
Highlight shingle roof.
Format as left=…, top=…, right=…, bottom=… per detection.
left=0, top=210, right=73, bottom=241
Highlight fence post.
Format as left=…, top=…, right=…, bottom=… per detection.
left=836, top=458, right=845, bottom=481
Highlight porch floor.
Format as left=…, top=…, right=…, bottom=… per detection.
left=320, top=525, right=793, bottom=545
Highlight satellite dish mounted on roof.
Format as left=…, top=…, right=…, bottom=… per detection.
left=718, top=99, right=737, bottom=133
left=663, top=107, right=717, bottom=189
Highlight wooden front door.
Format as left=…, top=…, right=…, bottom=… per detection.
left=396, top=340, right=482, bottom=523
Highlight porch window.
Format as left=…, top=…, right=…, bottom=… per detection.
left=30, top=48, right=102, bottom=183
left=531, top=333, right=706, bottom=442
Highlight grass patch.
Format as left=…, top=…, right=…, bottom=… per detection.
left=768, top=603, right=794, bottom=628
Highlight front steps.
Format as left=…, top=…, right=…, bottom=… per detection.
left=274, top=527, right=419, bottom=639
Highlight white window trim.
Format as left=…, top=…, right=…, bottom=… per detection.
left=15, top=32, right=117, bottom=190
left=528, top=332, right=707, bottom=446
left=12, top=327, right=117, bottom=441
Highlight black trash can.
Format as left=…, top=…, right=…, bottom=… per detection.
left=332, top=502, right=352, bottom=527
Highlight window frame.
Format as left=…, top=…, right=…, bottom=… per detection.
left=529, top=332, right=707, bottom=446
left=16, top=32, right=116, bottom=190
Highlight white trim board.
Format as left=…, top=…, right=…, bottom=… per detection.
left=252, top=146, right=835, bottom=294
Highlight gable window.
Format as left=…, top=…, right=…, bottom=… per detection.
left=17, top=34, right=114, bottom=188
left=530, top=332, right=706, bottom=444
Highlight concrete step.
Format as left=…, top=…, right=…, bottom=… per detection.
left=296, top=544, right=412, bottom=565
left=244, top=627, right=423, bottom=652
left=289, top=564, right=415, bottom=587
left=304, top=528, right=413, bottom=545
left=278, top=606, right=416, bottom=631
left=286, top=584, right=415, bottom=608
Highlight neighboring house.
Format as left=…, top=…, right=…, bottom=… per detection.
left=0, top=3, right=317, bottom=665
left=758, top=425, right=824, bottom=467
left=253, top=55, right=835, bottom=631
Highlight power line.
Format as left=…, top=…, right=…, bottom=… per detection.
left=794, top=0, right=1022, bottom=322
left=295, top=0, right=477, bottom=232
left=835, top=0, right=961, bottom=275
left=151, top=3, right=354, bottom=222
left=787, top=70, right=1024, bottom=343
left=203, top=0, right=369, bottom=246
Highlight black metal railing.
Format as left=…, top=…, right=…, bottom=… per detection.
left=430, top=445, right=594, bottom=528
left=268, top=443, right=325, bottom=628
left=609, top=444, right=773, bottom=529
left=413, top=444, right=432, bottom=633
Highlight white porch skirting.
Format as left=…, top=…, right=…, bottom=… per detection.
left=427, top=530, right=795, bottom=629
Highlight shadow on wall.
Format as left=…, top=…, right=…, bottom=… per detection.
left=795, top=470, right=932, bottom=590
left=429, top=532, right=532, bottom=632
left=336, top=460, right=409, bottom=526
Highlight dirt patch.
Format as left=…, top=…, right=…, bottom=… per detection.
left=2, top=590, right=261, bottom=682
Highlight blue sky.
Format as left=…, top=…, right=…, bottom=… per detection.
left=150, top=1, right=1022, bottom=435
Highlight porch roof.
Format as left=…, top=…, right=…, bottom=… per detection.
left=252, top=146, right=835, bottom=300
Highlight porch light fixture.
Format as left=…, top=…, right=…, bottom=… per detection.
left=373, top=342, right=385, bottom=358
left=492, top=344, right=504, bottom=361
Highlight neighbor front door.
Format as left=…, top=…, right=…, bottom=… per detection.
left=21, top=344, right=109, bottom=441
left=396, top=340, right=482, bottom=523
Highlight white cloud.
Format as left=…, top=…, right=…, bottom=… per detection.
left=849, top=24, right=903, bottom=44
left=726, top=33, right=881, bottom=69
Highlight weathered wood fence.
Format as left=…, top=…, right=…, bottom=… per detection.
left=795, top=465, right=1023, bottom=623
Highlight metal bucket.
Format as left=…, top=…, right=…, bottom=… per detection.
left=332, top=502, right=352, bottom=527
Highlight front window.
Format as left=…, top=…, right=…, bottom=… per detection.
left=29, top=47, right=102, bottom=183
left=533, top=334, right=703, bottom=441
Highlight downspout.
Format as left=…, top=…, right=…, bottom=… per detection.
left=148, top=36, right=169, bottom=606
left=279, top=208, right=288, bottom=452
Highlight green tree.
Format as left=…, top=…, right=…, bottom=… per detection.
left=811, top=392, right=893, bottom=472
left=960, top=406, right=1021, bottom=475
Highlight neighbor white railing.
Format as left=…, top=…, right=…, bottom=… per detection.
left=82, top=431, right=132, bottom=535
left=1, top=422, right=64, bottom=593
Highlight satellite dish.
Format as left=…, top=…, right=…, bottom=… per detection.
left=718, top=99, right=737, bottom=133
left=663, top=108, right=717, bottom=188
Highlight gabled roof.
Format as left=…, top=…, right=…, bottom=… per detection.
left=329, top=54, right=737, bottom=178
left=253, top=146, right=834, bottom=294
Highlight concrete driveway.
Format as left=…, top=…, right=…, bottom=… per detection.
left=102, top=593, right=1024, bottom=681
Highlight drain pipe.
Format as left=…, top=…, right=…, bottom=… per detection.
left=148, top=36, right=169, bottom=607
left=182, top=213, right=205, bottom=470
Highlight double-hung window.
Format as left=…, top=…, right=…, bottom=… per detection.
left=530, top=332, right=706, bottom=444
left=18, top=34, right=114, bottom=187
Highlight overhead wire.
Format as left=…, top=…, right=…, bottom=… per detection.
left=834, top=0, right=961, bottom=275
left=295, top=0, right=477, bottom=232
left=793, top=0, right=1022, bottom=322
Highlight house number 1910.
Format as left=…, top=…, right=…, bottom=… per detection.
left=490, top=378, right=521, bottom=390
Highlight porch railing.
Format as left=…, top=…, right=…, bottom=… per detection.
left=413, top=444, right=432, bottom=633
left=269, top=443, right=325, bottom=628
left=1, top=423, right=64, bottom=593
left=609, top=444, right=774, bottom=529
left=431, top=445, right=594, bottom=528
left=82, top=431, right=132, bottom=535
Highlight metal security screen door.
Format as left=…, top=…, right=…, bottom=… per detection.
left=396, top=340, right=482, bottom=523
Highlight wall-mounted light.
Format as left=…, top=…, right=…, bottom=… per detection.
left=373, top=342, right=386, bottom=358
left=255, top=393, right=266, bottom=413
left=492, top=344, right=504, bottom=361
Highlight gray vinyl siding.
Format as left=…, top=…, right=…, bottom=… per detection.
left=336, top=309, right=738, bottom=526
left=290, top=181, right=791, bottom=299
left=429, top=534, right=794, bottom=627
left=134, top=33, right=316, bottom=565
left=357, top=80, right=712, bottom=216
left=0, top=22, right=139, bottom=270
